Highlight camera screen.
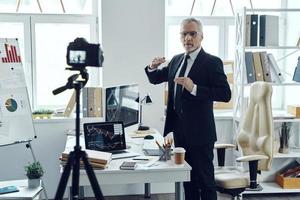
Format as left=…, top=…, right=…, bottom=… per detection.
left=69, top=50, right=86, bottom=64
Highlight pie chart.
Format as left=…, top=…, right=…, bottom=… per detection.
left=5, top=98, right=18, bottom=112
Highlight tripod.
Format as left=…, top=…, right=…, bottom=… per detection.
left=53, top=68, right=104, bottom=200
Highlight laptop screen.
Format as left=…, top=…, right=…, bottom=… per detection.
left=83, top=121, right=126, bottom=152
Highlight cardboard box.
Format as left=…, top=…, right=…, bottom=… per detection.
left=213, top=100, right=233, bottom=109
left=287, top=105, right=300, bottom=117
left=276, top=174, right=300, bottom=189
left=223, top=61, right=234, bottom=84
left=214, top=85, right=233, bottom=109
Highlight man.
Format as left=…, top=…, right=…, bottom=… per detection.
left=145, top=18, right=231, bottom=200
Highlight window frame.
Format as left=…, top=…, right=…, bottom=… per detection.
left=0, top=12, right=99, bottom=110
left=165, top=16, right=235, bottom=60
left=30, top=14, right=99, bottom=109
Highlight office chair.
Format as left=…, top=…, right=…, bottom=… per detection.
left=215, top=81, right=273, bottom=199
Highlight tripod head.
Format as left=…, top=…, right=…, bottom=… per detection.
left=52, top=68, right=89, bottom=96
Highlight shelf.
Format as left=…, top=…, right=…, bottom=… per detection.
left=271, top=82, right=300, bottom=86
left=235, top=82, right=300, bottom=86
left=233, top=117, right=299, bottom=123
left=245, top=8, right=300, bottom=12
left=243, top=182, right=300, bottom=194
left=273, top=118, right=300, bottom=122
left=245, top=46, right=300, bottom=50
left=234, top=7, right=300, bottom=196
left=274, top=150, right=300, bottom=158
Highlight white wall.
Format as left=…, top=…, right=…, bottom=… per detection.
left=101, top=0, right=165, bottom=134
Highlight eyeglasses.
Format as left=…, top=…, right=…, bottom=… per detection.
left=180, top=31, right=199, bottom=38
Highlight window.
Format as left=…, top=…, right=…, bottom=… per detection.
left=166, top=0, right=282, bottom=17
left=33, top=20, right=92, bottom=109
left=166, top=17, right=234, bottom=61
left=0, top=0, right=100, bottom=110
left=0, top=0, right=93, bottom=14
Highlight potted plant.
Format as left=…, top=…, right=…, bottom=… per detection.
left=32, top=109, right=54, bottom=119
left=25, top=161, right=44, bottom=188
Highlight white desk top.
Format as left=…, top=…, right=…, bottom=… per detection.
left=0, top=179, right=42, bottom=200
left=63, top=128, right=191, bottom=186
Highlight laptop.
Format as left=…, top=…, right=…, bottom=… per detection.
left=83, top=121, right=139, bottom=159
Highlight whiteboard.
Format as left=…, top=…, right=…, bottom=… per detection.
left=0, top=38, right=35, bottom=146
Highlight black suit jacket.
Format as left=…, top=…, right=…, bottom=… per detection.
left=145, top=49, right=231, bottom=146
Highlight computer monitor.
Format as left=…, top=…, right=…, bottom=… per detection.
left=105, top=84, right=139, bottom=127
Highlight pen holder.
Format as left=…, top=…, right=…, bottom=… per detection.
left=159, top=147, right=171, bottom=161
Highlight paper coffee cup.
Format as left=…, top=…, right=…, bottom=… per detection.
left=174, top=147, right=185, bottom=165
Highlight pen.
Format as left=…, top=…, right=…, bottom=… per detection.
left=133, top=158, right=150, bottom=161
left=155, top=140, right=164, bottom=152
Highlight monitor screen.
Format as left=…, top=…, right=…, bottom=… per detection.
left=105, top=84, right=139, bottom=127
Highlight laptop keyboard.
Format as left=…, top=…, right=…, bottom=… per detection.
left=111, top=150, right=128, bottom=154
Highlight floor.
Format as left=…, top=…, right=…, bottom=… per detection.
left=90, top=193, right=300, bottom=200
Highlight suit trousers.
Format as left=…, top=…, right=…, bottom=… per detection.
left=173, top=114, right=217, bottom=200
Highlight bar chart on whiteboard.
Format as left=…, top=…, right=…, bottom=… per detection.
left=0, top=38, right=35, bottom=146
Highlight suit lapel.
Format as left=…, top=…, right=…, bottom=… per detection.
left=168, top=54, right=184, bottom=100
left=171, top=54, right=184, bottom=78
left=188, top=48, right=207, bottom=77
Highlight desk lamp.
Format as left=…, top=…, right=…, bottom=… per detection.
left=136, top=94, right=152, bottom=131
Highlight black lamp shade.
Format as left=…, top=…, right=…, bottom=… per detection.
left=136, top=94, right=152, bottom=104
left=145, top=95, right=152, bottom=104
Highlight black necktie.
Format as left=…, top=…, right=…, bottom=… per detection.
left=175, top=54, right=190, bottom=115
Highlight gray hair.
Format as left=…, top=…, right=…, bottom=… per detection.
left=181, top=18, right=203, bottom=37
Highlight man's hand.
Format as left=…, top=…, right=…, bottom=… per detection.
left=164, top=132, right=174, bottom=147
left=174, top=77, right=194, bottom=92
left=149, top=57, right=166, bottom=69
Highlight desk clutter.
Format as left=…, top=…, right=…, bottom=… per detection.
left=60, top=149, right=112, bottom=170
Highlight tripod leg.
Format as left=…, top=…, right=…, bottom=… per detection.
left=55, top=152, right=75, bottom=200
left=72, top=150, right=81, bottom=199
left=81, top=151, right=104, bottom=200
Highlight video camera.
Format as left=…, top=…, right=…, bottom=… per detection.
left=66, top=37, right=104, bottom=70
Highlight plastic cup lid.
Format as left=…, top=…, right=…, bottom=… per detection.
left=174, top=147, right=186, bottom=153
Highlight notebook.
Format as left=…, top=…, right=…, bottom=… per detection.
left=0, top=185, right=19, bottom=195
left=83, top=121, right=139, bottom=159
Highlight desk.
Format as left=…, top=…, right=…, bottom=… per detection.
left=0, top=179, right=43, bottom=200
left=62, top=130, right=191, bottom=200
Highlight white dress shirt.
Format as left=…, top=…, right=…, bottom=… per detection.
left=147, top=47, right=201, bottom=98
left=173, top=47, right=201, bottom=97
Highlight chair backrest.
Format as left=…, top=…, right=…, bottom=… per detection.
left=238, top=81, right=273, bottom=170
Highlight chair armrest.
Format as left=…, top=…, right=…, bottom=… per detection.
left=214, top=144, right=235, bottom=149
left=214, top=144, right=235, bottom=167
left=236, top=154, right=268, bottom=189
left=236, top=155, right=268, bottom=162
